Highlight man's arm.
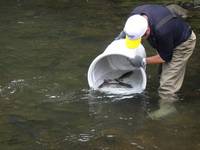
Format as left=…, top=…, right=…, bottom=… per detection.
left=145, top=54, right=165, bottom=64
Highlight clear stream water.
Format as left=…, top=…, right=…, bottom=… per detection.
left=0, top=0, right=199, bottom=150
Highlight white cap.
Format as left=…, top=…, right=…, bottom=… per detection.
left=123, top=15, right=148, bottom=40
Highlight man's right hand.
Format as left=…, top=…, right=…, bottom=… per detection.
left=128, top=55, right=146, bottom=68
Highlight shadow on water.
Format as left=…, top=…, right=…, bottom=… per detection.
left=0, top=0, right=199, bottom=150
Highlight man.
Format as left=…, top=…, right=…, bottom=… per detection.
left=116, top=4, right=196, bottom=99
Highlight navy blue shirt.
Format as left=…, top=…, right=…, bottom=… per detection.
left=130, top=4, right=191, bottom=62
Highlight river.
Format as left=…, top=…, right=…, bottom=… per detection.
left=0, top=0, right=199, bottom=150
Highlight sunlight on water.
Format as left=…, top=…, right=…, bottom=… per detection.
left=0, top=79, right=27, bottom=98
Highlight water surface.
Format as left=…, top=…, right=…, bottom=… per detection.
left=0, top=0, right=199, bottom=150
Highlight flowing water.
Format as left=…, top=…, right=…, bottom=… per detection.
left=0, top=0, right=199, bottom=150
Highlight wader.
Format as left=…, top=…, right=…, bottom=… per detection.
left=155, top=8, right=196, bottom=99
left=158, top=31, right=196, bottom=100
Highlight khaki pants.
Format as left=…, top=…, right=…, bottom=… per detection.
left=158, top=31, right=196, bottom=100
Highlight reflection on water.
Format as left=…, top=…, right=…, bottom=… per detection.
left=0, top=0, right=200, bottom=150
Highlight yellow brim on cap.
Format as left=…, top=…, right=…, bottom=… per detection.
left=125, top=36, right=141, bottom=49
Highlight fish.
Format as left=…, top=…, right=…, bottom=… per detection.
left=98, top=71, right=134, bottom=89
left=8, top=115, right=39, bottom=139
left=117, top=71, right=134, bottom=80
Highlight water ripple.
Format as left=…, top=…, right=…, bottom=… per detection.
left=64, top=133, right=94, bottom=143
left=0, top=79, right=27, bottom=98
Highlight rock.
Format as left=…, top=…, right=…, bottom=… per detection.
left=166, top=4, right=189, bottom=19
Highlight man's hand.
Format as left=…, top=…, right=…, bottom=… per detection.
left=128, top=55, right=146, bottom=68
left=115, top=31, right=126, bottom=40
